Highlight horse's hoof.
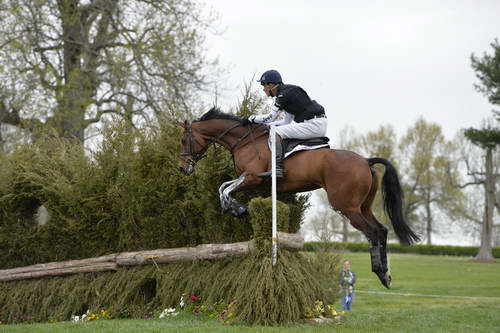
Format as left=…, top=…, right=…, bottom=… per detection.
left=377, top=272, right=392, bottom=289
left=231, top=206, right=247, bottom=217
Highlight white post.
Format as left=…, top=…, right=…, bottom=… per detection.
left=270, top=125, right=278, bottom=266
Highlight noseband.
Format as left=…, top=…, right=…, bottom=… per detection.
left=180, top=122, right=212, bottom=167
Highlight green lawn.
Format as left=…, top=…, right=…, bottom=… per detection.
left=2, top=252, right=500, bottom=333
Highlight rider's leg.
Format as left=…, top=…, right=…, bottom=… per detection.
left=258, top=134, right=285, bottom=179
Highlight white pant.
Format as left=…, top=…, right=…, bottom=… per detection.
left=275, top=117, right=327, bottom=139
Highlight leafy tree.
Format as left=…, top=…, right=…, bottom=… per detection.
left=471, top=39, right=500, bottom=108
left=399, top=118, right=462, bottom=244
left=462, top=124, right=499, bottom=260
left=0, top=0, right=215, bottom=143
left=355, top=124, right=397, bottom=161
left=463, top=39, right=500, bottom=260
left=447, top=132, right=500, bottom=246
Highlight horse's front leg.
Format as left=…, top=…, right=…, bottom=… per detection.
left=218, top=173, right=248, bottom=216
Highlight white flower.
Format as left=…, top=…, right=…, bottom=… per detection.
left=179, top=295, right=185, bottom=308
left=71, top=315, right=80, bottom=322
left=159, top=307, right=179, bottom=318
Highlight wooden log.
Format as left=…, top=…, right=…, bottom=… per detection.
left=116, top=241, right=253, bottom=266
left=116, top=233, right=304, bottom=266
left=0, top=232, right=304, bottom=281
left=277, top=231, right=304, bottom=250
left=0, top=262, right=118, bottom=282
left=0, top=253, right=118, bottom=276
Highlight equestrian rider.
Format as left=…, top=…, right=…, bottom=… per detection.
left=242, top=69, right=328, bottom=179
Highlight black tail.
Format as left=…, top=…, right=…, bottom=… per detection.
left=368, top=157, right=420, bottom=245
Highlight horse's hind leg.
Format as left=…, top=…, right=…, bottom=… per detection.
left=360, top=168, right=391, bottom=287
left=337, top=208, right=391, bottom=288
left=363, top=210, right=391, bottom=288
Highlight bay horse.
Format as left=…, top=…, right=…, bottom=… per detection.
left=178, top=107, right=420, bottom=288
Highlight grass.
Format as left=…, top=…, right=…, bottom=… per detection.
left=2, top=252, right=500, bottom=332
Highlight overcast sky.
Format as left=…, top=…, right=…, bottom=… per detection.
left=205, top=0, right=500, bottom=142
left=203, top=1, right=499, bottom=245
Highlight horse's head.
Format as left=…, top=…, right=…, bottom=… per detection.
left=179, top=120, right=212, bottom=175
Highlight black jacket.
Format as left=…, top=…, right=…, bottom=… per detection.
left=274, top=84, right=325, bottom=123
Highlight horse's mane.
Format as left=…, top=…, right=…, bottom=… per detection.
left=196, top=107, right=243, bottom=123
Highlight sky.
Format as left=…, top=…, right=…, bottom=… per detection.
left=202, top=1, right=500, bottom=245
left=204, top=0, right=500, bottom=141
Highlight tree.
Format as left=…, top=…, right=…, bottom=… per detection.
left=0, top=0, right=215, bottom=143
left=471, top=39, right=500, bottom=108
left=399, top=118, right=462, bottom=244
left=465, top=39, right=500, bottom=260
left=463, top=125, right=500, bottom=260
left=447, top=132, right=500, bottom=247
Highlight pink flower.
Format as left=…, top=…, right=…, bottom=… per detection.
left=190, top=295, right=199, bottom=301
left=192, top=306, right=200, bottom=313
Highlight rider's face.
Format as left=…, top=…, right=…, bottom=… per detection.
left=262, top=83, right=276, bottom=97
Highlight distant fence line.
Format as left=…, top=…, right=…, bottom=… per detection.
left=304, top=241, right=500, bottom=258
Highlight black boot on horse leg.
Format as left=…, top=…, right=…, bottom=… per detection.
left=370, top=240, right=391, bottom=289
left=258, top=135, right=285, bottom=179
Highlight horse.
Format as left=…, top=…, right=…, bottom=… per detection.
left=178, top=107, right=420, bottom=288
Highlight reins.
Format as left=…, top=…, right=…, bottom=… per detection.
left=181, top=121, right=267, bottom=166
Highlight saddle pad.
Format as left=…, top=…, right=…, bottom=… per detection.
left=284, top=143, right=330, bottom=159
left=283, top=137, right=330, bottom=159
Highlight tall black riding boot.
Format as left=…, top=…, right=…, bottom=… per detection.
left=258, top=139, right=285, bottom=179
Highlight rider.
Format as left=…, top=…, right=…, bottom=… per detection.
left=242, top=69, right=328, bottom=179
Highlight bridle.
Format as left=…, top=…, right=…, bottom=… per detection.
left=180, top=120, right=266, bottom=169
left=180, top=122, right=212, bottom=169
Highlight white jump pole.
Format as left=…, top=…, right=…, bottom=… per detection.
left=270, top=124, right=278, bottom=266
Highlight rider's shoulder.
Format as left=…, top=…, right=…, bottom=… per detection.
left=277, top=84, right=301, bottom=98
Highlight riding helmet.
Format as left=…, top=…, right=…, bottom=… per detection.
left=257, top=69, right=283, bottom=84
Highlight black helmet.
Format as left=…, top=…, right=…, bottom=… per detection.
left=257, top=69, right=283, bottom=84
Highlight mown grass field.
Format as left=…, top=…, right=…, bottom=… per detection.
left=2, top=252, right=500, bottom=333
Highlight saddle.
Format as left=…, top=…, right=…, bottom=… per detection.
left=282, top=137, right=330, bottom=159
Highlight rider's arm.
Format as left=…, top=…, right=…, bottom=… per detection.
left=248, top=104, right=281, bottom=124
left=269, top=111, right=294, bottom=126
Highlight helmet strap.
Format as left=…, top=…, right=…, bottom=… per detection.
left=269, top=84, right=279, bottom=97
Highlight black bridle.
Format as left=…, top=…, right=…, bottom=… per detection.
left=180, top=121, right=265, bottom=168
left=180, top=122, right=212, bottom=168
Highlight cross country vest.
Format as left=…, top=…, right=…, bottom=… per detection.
left=275, top=84, right=325, bottom=123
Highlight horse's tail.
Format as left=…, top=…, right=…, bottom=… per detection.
left=368, top=157, right=420, bottom=245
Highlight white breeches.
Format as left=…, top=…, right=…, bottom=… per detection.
left=275, top=118, right=327, bottom=139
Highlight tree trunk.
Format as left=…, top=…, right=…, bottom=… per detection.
left=475, top=148, right=495, bottom=261
left=425, top=196, right=432, bottom=245
left=0, top=125, right=5, bottom=154
left=342, top=218, right=349, bottom=242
